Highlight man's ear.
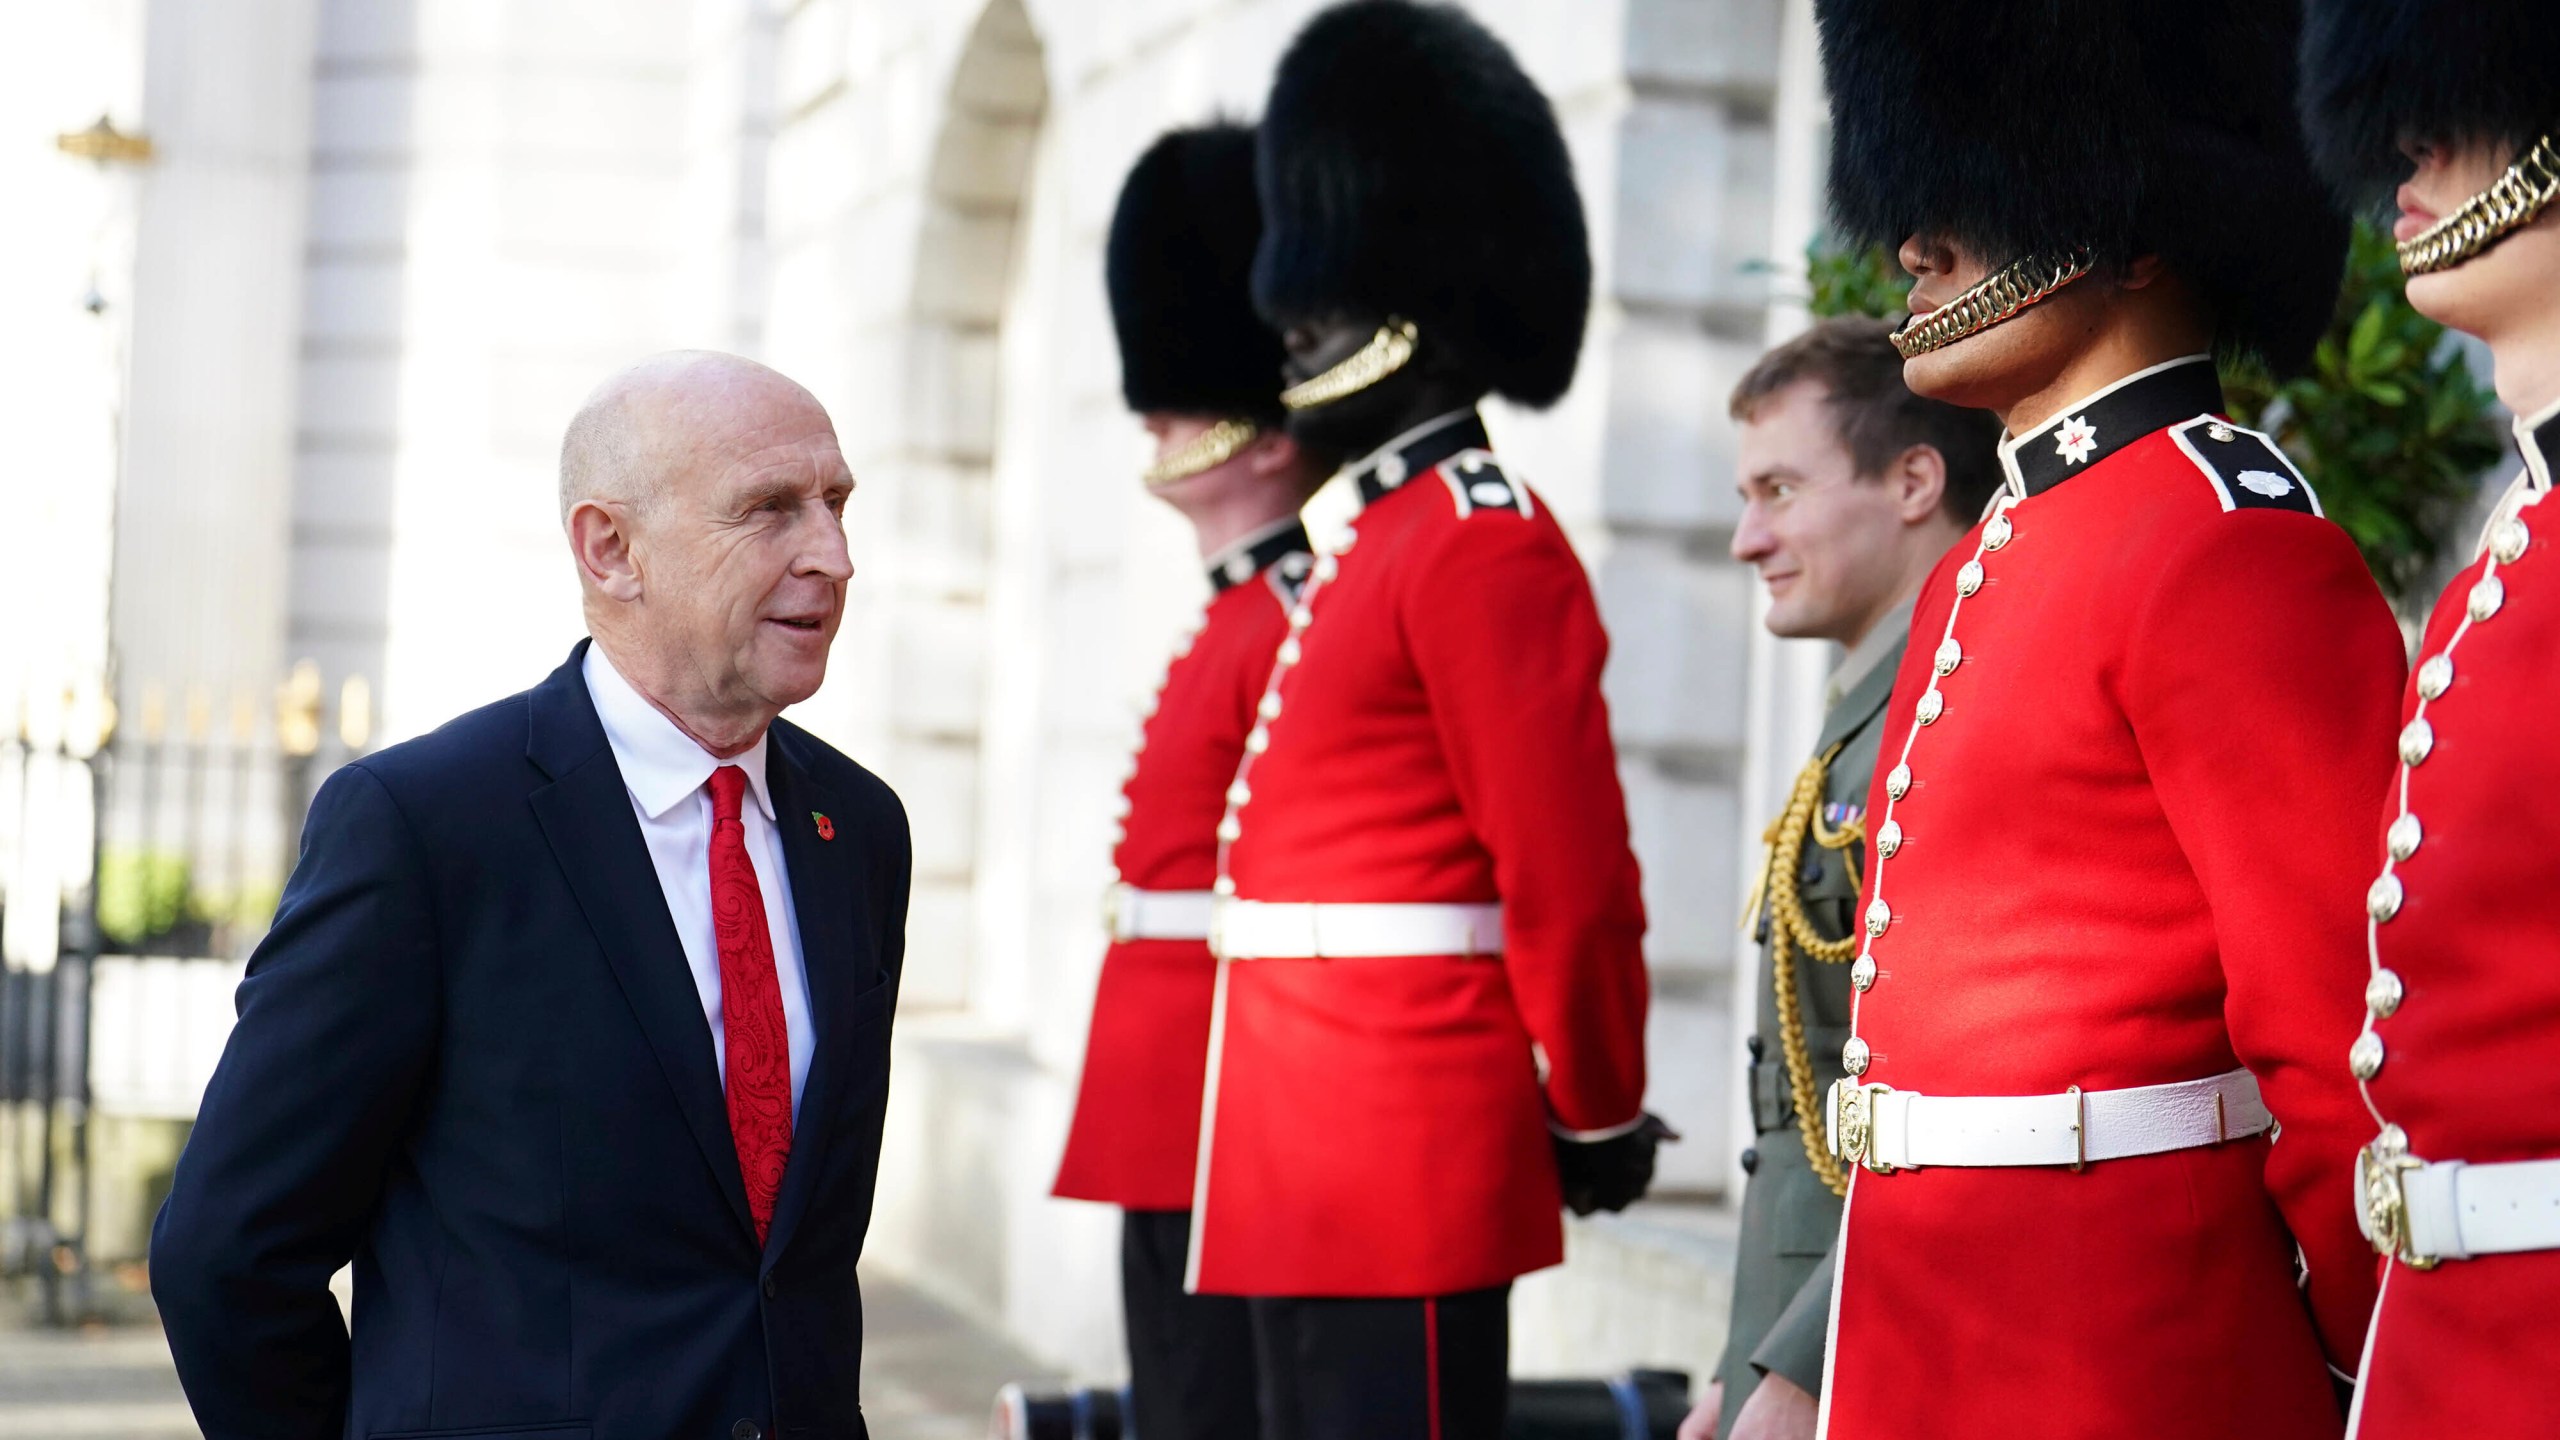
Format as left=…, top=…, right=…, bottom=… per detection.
left=2118, top=254, right=2168, bottom=291
left=1246, top=425, right=1302, bottom=478
left=568, top=500, right=645, bottom=602
left=1891, top=444, right=1949, bottom=525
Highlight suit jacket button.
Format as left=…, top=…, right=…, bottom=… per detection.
left=733, top=1421, right=762, bottom=1440
left=762, top=1273, right=778, bottom=1300
left=1740, top=1146, right=1759, bottom=1175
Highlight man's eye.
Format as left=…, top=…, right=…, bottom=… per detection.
left=1770, top=483, right=1796, bottom=502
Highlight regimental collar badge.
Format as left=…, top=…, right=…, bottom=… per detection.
left=2054, top=415, right=2099, bottom=466
left=1999, top=356, right=2226, bottom=498
left=1206, top=517, right=1315, bottom=593
left=1345, top=409, right=1492, bottom=508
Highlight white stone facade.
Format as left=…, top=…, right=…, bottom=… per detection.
left=15, top=0, right=1843, bottom=1386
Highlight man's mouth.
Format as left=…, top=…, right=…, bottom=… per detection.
left=765, top=616, right=826, bottom=633
left=2394, top=185, right=2439, bottom=243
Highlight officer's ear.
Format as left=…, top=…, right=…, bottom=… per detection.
left=2116, top=254, right=2170, bottom=291
left=1247, top=426, right=1325, bottom=491
left=1887, top=444, right=1949, bottom=526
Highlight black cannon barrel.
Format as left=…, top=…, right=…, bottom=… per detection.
left=991, top=1369, right=1690, bottom=1440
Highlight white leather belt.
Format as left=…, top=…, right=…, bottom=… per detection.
left=1102, top=884, right=1216, bottom=943
left=1826, top=1068, right=2269, bottom=1173
left=1212, top=900, right=1505, bottom=960
left=2359, top=1148, right=2560, bottom=1266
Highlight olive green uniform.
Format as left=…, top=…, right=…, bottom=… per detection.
left=1712, top=612, right=1906, bottom=1433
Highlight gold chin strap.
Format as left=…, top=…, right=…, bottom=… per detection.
left=1745, top=744, right=1866, bottom=1199
left=1890, top=247, right=2096, bottom=359
left=1143, top=417, right=1261, bottom=489
left=1278, top=318, right=1420, bottom=411
left=2399, top=133, right=2560, bottom=277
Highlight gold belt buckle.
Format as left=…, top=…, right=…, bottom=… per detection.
left=1828, top=1079, right=1897, bottom=1175
left=2358, top=1127, right=2438, bottom=1270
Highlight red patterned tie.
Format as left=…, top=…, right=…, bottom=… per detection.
left=707, top=765, right=793, bottom=1244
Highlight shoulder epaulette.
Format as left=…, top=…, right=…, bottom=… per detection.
left=1437, top=449, right=1535, bottom=520
left=2167, top=416, right=2322, bottom=517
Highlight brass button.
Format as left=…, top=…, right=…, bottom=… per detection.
left=1213, top=875, right=1236, bottom=896
left=2469, top=574, right=2505, bottom=621
left=1226, top=780, right=1252, bottom=807
left=1915, top=689, right=1945, bottom=726
left=2367, top=873, right=2404, bottom=922
left=1842, top=1036, right=1871, bottom=1076
left=1983, top=515, right=2013, bottom=551
left=1258, top=694, right=1284, bottom=721
left=1277, top=637, right=1302, bottom=665
left=2493, top=518, right=2530, bottom=565
left=1289, top=604, right=1314, bottom=631
left=1886, top=764, right=1912, bottom=800
left=1875, top=819, right=1903, bottom=858
left=1216, top=815, right=1242, bottom=843
left=2348, top=1031, right=2385, bottom=1081
left=1956, top=561, right=1985, bottom=597
left=1864, top=898, right=1891, bottom=937
left=2367, top=968, right=2404, bottom=1018
left=1933, top=638, right=1962, bottom=676
left=1376, top=454, right=1408, bottom=486
left=1851, top=956, right=1877, bottom=991
left=2387, top=813, right=2422, bottom=862
left=1245, top=726, right=1270, bottom=754
left=2416, top=655, right=2452, bottom=701
left=2399, top=718, right=2434, bottom=767
left=1313, top=553, right=1340, bottom=583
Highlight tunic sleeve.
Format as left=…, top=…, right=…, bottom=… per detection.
left=1403, top=506, right=1650, bottom=1134
left=2119, top=512, right=2403, bottom=1370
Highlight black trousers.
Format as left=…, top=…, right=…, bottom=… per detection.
left=1122, top=1210, right=1261, bottom=1440
left=1247, top=1284, right=1510, bottom=1440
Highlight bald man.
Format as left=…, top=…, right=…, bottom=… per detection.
left=152, top=351, right=911, bottom=1440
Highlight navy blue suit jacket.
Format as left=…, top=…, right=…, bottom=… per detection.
left=152, top=643, right=909, bottom=1440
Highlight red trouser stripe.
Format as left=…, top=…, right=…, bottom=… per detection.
left=1424, top=1296, right=1442, bottom=1440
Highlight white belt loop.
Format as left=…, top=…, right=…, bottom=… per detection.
left=1213, top=900, right=1506, bottom=961
left=1828, top=1068, right=2270, bottom=1172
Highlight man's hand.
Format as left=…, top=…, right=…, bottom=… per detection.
left=1675, top=1379, right=1723, bottom=1440
left=1553, top=1112, right=1678, bottom=1216
left=1729, top=1373, right=1818, bottom=1440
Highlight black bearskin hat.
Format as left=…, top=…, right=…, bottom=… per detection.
left=1252, top=0, right=1590, bottom=408
left=2299, top=0, right=2559, bottom=204
left=1106, top=123, right=1289, bottom=425
left=1816, top=0, right=2348, bottom=375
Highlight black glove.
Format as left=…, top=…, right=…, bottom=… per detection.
left=1553, top=1112, right=1679, bottom=1217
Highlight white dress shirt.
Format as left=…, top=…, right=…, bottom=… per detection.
left=584, top=645, right=815, bottom=1120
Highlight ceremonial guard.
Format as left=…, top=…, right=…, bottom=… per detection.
left=1686, top=319, right=2000, bottom=1440
left=2294, top=5, right=2560, bottom=1435
left=1050, top=123, right=1329, bottom=1440
left=1809, top=1, right=2407, bottom=1434
left=1186, top=4, right=1661, bottom=1435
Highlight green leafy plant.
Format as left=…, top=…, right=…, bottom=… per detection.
left=1803, top=227, right=2503, bottom=603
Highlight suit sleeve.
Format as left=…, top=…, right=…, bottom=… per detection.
left=1750, top=1247, right=1836, bottom=1396
left=2120, top=513, right=2403, bottom=1371
left=150, top=763, right=441, bottom=1440
left=1405, top=509, right=1649, bottom=1135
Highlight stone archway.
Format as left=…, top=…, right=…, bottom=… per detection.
left=878, top=0, right=1048, bottom=1011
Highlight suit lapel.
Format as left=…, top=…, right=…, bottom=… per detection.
left=525, top=645, right=756, bottom=1243
left=759, top=727, right=869, bottom=1263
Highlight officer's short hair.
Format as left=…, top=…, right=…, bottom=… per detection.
left=1728, top=316, right=2004, bottom=525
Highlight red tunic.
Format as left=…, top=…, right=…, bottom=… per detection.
left=2349, top=406, right=2560, bottom=1440
left=1820, top=361, right=2404, bottom=1439
left=1189, top=411, right=1650, bottom=1297
left=1052, top=521, right=1311, bottom=1211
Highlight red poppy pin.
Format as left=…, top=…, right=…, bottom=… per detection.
left=811, top=811, right=835, bottom=841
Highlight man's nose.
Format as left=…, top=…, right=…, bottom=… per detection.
left=1730, top=502, right=1773, bottom=564
left=1897, top=234, right=1948, bottom=282
left=803, top=509, right=855, bottom=582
